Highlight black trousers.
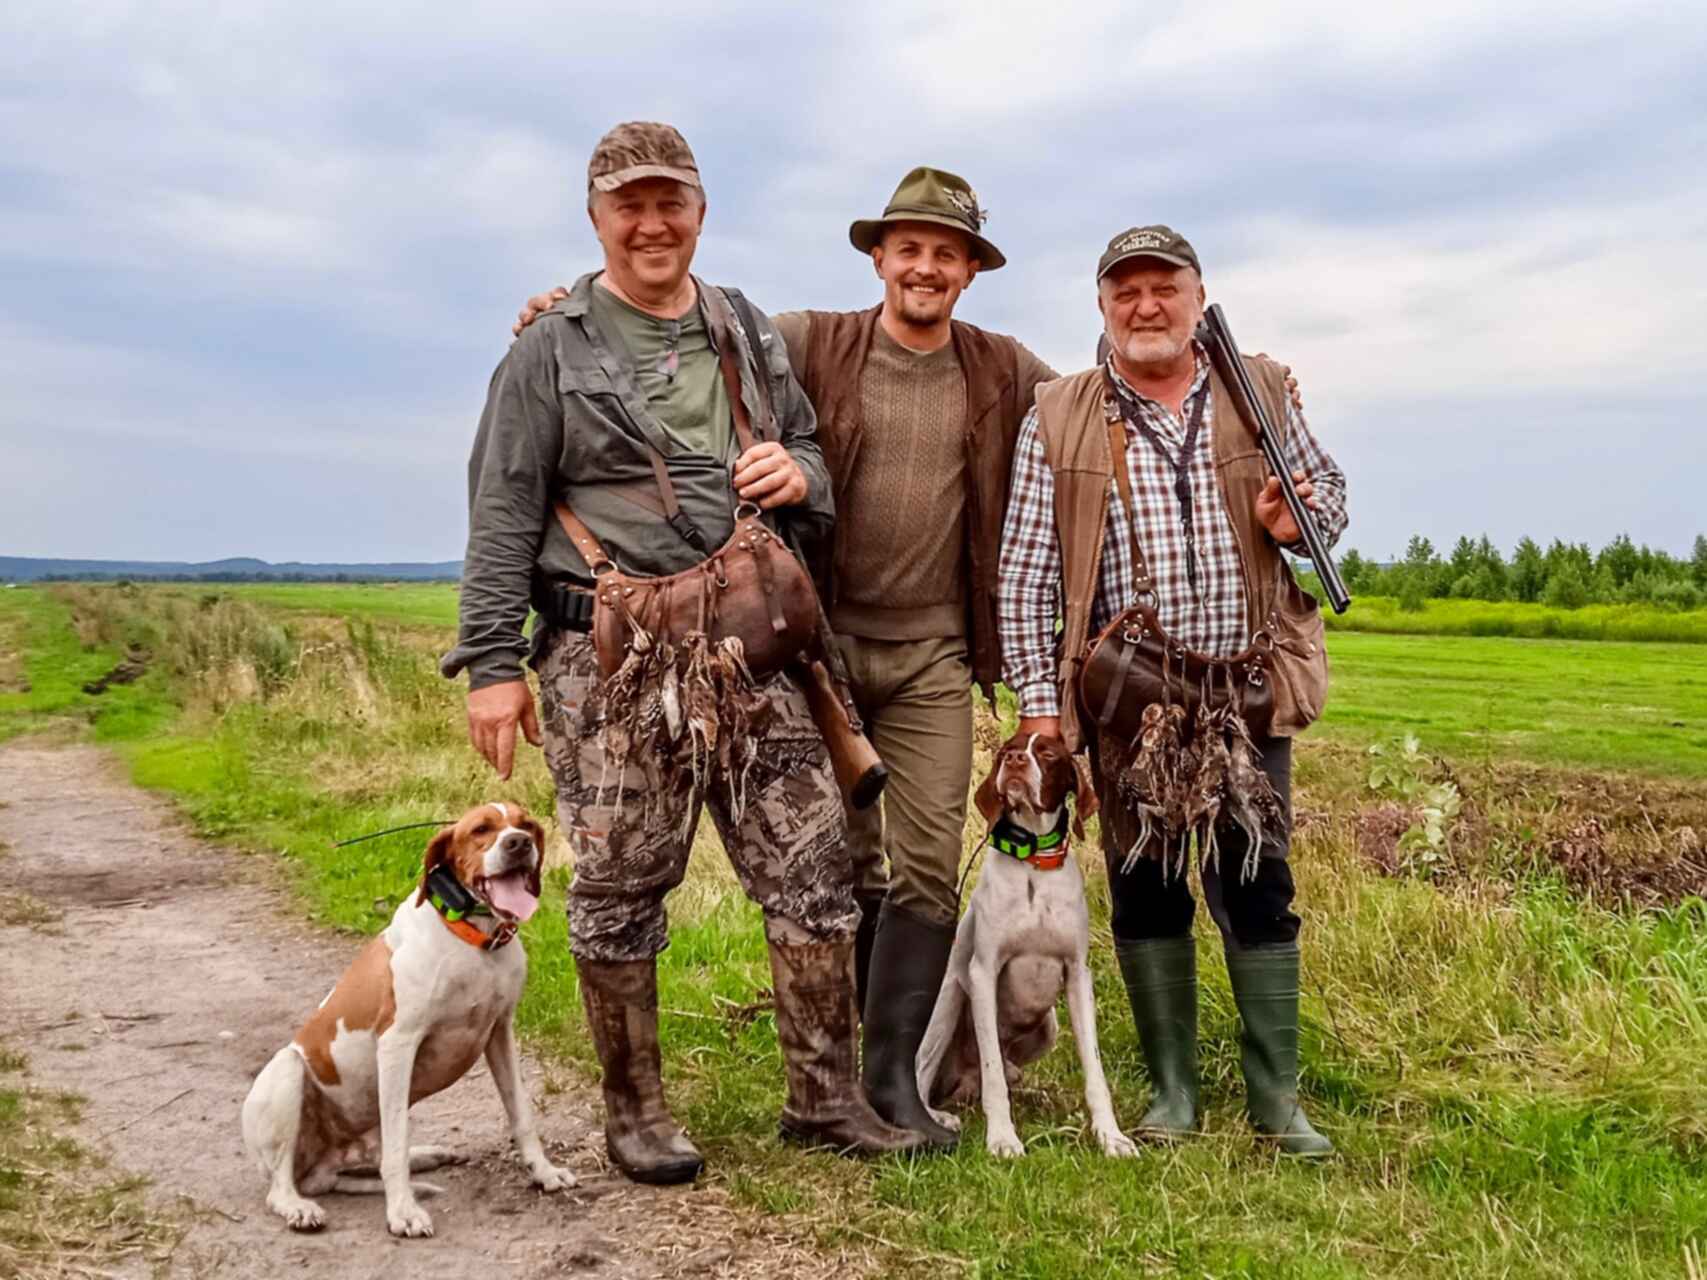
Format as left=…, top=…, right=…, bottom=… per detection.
left=1091, top=733, right=1301, bottom=949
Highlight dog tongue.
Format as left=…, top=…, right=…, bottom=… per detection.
left=485, top=872, right=539, bottom=923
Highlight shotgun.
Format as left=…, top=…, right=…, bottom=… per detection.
left=793, top=651, right=888, bottom=811
left=1199, top=304, right=1351, bottom=614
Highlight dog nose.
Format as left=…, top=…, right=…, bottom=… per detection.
left=499, top=830, right=531, bottom=856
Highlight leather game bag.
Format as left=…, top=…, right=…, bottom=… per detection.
left=1076, top=417, right=1276, bottom=742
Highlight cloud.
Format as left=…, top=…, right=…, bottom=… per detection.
left=1, top=0, right=1703, bottom=564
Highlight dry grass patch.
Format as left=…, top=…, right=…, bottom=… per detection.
left=0, top=1047, right=180, bottom=1279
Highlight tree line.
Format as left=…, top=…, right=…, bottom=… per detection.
left=1336, top=534, right=1707, bottom=611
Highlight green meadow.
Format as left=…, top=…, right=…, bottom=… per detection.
left=2, top=582, right=1703, bottom=1279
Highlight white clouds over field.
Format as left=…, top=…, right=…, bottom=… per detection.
left=1, top=1, right=1703, bottom=561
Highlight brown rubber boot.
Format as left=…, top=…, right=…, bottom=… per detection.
left=767, top=938, right=930, bottom=1156
left=576, top=956, right=704, bottom=1185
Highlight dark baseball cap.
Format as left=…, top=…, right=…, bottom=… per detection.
left=1096, top=225, right=1201, bottom=280
left=587, top=121, right=702, bottom=194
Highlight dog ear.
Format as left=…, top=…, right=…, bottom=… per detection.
left=1071, top=756, right=1099, bottom=840
left=523, top=818, right=546, bottom=898
left=973, top=767, right=1004, bottom=828
left=415, top=826, right=456, bottom=907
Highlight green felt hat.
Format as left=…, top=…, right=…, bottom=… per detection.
left=849, top=166, right=1006, bottom=269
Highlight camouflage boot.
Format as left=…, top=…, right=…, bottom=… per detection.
left=767, top=938, right=930, bottom=1156
left=576, top=957, right=704, bottom=1184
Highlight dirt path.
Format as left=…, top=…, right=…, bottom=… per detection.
left=0, top=743, right=856, bottom=1279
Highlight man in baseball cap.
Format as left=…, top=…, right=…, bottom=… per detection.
left=1000, top=223, right=1349, bottom=1155
left=446, top=121, right=928, bottom=1185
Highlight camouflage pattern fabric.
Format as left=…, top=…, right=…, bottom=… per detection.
left=537, top=629, right=855, bottom=962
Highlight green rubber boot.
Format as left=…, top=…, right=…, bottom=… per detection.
left=1114, top=937, right=1199, bottom=1139
left=1225, top=942, right=1334, bottom=1157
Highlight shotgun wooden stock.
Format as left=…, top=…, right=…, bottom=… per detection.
left=794, top=658, right=888, bottom=811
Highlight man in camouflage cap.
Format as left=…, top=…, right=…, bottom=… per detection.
left=444, top=122, right=928, bottom=1185
left=515, top=164, right=1056, bottom=1150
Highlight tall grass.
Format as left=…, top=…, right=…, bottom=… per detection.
left=9, top=583, right=1706, bottom=1278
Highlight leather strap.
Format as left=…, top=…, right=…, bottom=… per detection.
left=1106, top=413, right=1156, bottom=599
left=554, top=288, right=767, bottom=571
left=1098, top=634, right=1134, bottom=728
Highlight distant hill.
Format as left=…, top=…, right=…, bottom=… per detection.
left=0, top=556, right=463, bottom=583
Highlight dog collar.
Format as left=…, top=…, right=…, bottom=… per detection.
left=429, top=883, right=517, bottom=951
left=991, top=813, right=1070, bottom=871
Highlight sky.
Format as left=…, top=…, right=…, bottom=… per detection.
left=3, top=0, right=1704, bottom=565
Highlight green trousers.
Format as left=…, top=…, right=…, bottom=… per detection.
left=836, top=634, right=973, bottom=929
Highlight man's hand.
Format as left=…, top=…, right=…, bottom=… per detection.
left=732, top=442, right=808, bottom=508
left=514, top=287, right=569, bottom=337
left=467, top=679, right=542, bottom=780
left=1016, top=715, right=1061, bottom=741
left=1255, top=470, right=1320, bottom=545
left=1252, top=352, right=1305, bottom=414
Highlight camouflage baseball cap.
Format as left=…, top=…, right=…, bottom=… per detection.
left=849, top=166, right=1006, bottom=270
left=1096, top=224, right=1201, bottom=280
left=587, top=121, right=702, bottom=194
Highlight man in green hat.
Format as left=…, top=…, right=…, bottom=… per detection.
left=999, top=224, right=1347, bottom=1156
left=513, top=165, right=1054, bottom=1148
left=446, top=122, right=931, bottom=1185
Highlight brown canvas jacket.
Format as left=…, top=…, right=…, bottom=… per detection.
left=1034, top=356, right=1329, bottom=750
left=782, top=306, right=1054, bottom=699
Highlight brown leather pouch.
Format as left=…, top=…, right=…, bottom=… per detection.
left=1073, top=416, right=1276, bottom=742
left=1079, top=602, right=1275, bottom=742
left=557, top=500, right=818, bottom=679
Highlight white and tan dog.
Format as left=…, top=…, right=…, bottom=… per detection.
left=241, top=802, right=574, bottom=1236
left=915, top=733, right=1137, bottom=1159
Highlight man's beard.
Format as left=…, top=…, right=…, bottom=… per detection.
left=1112, top=326, right=1189, bottom=366
left=895, top=282, right=950, bottom=327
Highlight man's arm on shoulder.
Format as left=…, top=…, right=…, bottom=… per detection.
left=748, top=305, right=833, bottom=536
left=440, top=326, right=561, bottom=690
left=769, top=310, right=811, bottom=387
left=997, top=407, right=1064, bottom=720
left=1012, top=338, right=1060, bottom=405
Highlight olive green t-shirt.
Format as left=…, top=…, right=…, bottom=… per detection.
left=589, top=280, right=733, bottom=460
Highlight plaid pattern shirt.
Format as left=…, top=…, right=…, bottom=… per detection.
left=999, top=343, right=1347, bottom=717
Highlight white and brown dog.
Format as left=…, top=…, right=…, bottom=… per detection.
left=241, top=802, right=574, bottom=1236
left=915, top=733, right=1137, bottom=1159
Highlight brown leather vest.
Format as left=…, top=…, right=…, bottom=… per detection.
left=797, top=307, right=1047, bottom=699
left=1035, top=356, right=1328, bottom=750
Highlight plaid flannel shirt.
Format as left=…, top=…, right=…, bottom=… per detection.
left=999, top=343, right=1347, bottom=718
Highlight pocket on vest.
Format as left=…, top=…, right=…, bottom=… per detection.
left=1268, top=570, right=1329, bottom=736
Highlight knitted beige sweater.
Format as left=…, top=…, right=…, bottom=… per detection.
left=830, top=325, right=968, bottom=641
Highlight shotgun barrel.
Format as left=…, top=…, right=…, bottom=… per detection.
left=1200, top=303, right=1351, bottom=615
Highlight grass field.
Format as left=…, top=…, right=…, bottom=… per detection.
left=3, top=582, right=1704, bottom=1279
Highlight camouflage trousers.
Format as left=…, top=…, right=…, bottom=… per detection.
left=535, top=629, right=856, bottom=963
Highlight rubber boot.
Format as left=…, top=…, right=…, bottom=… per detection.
left=860, top=901, right=958, bottom=1148
left=1225, top=942, right=1334, bottom=1157
left=1114, top=936, right=1199, bottom=1139
left=852, top=889, right=886, bottom=1017
left=576, top=957, right=705, bottom=1184
left=768, top=937, right=930, bottom=1156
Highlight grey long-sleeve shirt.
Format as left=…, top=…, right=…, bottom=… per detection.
left=440, top=273, right=832, bottom=689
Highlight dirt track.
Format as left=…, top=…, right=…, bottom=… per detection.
left=0, top=742, right=853, bottom=1279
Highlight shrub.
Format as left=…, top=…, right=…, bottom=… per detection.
left=1544, top=565, right=1590, bottom=610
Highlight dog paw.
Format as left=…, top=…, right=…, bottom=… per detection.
left=387, top=1200, right=435, bottom=1238
left=927, top=1106, right=962, bottom=1134
left=1097, top=1126, right=1140, bottom=1158
left=986, top=1130, right=1026, bottom=1158
left=531, top=1163, right=577, bottom=1192
left=282, top=1200, right=325, bottom=1232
